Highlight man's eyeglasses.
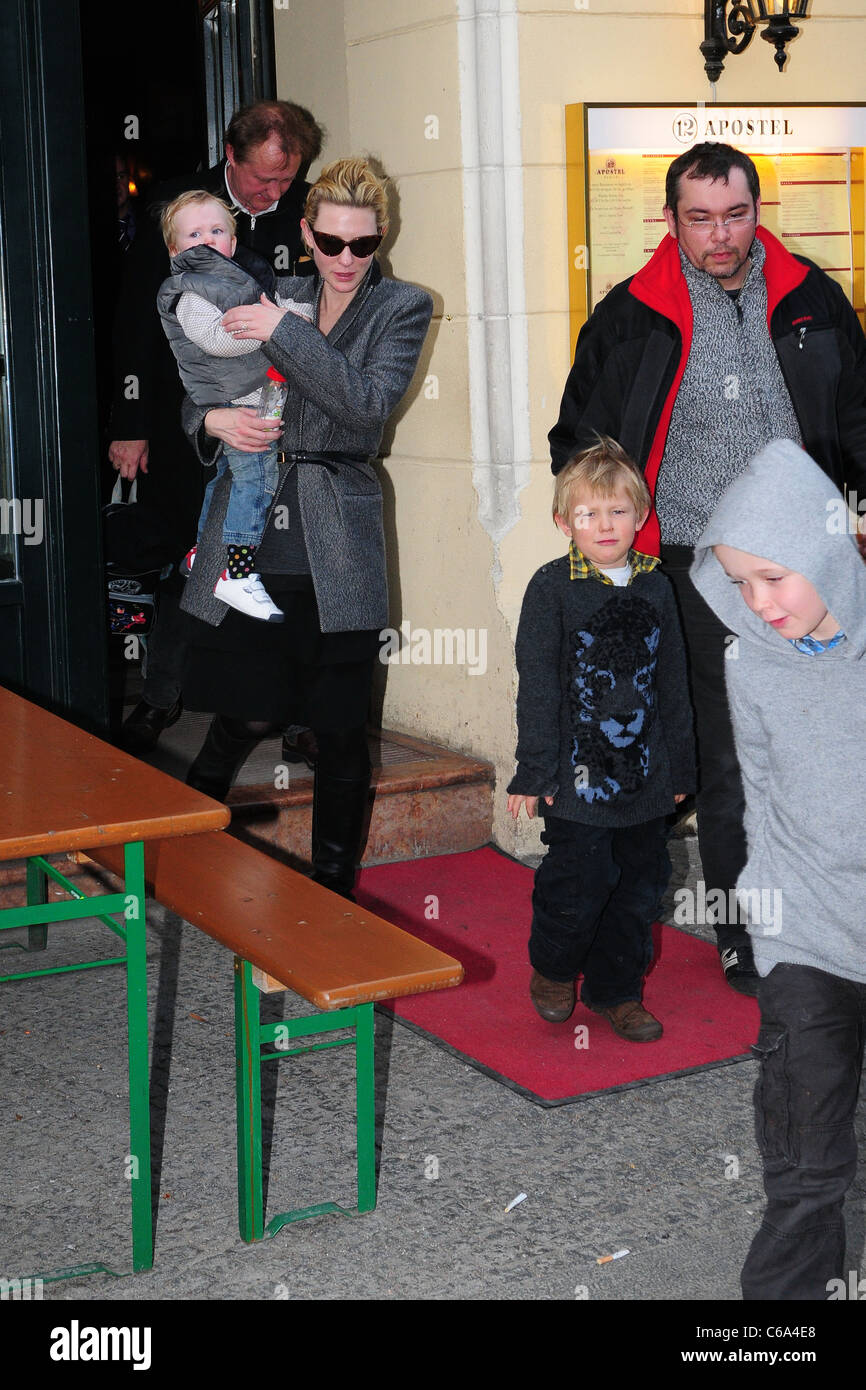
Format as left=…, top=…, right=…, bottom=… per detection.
left=308, top=227, right=383, bottom=258
left=677, top=213, right=756, bottom=233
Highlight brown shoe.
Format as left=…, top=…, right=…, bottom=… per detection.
left=590, top=999, right=663, bottom=1042
left=530, top=970, right=575, bottom=1023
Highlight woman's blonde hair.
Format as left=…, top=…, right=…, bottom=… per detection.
left=160, top=190, right=236, bottom=252
left=553, top=435, right=651, bottom=522
left=304, top=157, right=389, bottom=232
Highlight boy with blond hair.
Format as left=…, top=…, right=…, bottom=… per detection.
left=508, top=436, right=694, bottom=1040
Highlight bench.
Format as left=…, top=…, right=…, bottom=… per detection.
left=83, top=832, right=463, bottom=1242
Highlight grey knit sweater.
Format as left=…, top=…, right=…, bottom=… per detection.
left=655, top=240, right=802, bottom=545
left=691, top=438, right=866, bottom=983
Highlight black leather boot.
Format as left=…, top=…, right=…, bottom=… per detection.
left=281, top=726, right=319, bottom=768
left=120, top=696, right=183, bottom=755
left=186, top=716, right=262, bottom=802
left=310, top=769, right=372, bottom=899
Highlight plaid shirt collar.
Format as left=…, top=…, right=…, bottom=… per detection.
left=568, top=543, right=659, bottom=585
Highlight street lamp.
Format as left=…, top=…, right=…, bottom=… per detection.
left=701, top=0, right=811, bottom=84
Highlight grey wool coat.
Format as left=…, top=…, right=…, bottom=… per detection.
left=180, top=260, right=433, bottom=632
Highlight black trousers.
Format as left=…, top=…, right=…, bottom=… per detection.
left=742, top=963, right=866, bottom=1301
left=529, top=814, right=671, bottom=1008
left=661, top=545, right=748, bottom=949
left=142, top=574, right=188, bottom=709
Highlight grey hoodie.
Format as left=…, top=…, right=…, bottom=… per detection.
left=691, top=438, right=866, bottom=983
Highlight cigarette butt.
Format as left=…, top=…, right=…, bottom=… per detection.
left=504, top=1192, right=527, bottom=1213
left=597, top=1248, right=629, bottom=1264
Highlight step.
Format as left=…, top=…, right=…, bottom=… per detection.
left=140, top=713, right=495, bottom=866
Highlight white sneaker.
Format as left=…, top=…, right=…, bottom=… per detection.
left=213, top=570, right=285, bottom=622
left=181, top=546, right=197, bottom=576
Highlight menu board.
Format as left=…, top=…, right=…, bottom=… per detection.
left=588, top=149, right=853, bottom=310
left=587, top=152, right=668, bottom=307
left=762, top=152, right=852, bottom=297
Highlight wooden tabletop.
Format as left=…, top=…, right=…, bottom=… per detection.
left=0, top=686, right=230, bottom=860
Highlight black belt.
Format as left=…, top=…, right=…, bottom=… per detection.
left=276, top=450, right=369, bottom=474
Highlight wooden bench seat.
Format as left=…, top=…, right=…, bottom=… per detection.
left=84, top=832, right=463, bottom=1240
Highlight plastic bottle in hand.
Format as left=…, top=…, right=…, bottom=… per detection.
left=256, top=367, right=288, bottom=422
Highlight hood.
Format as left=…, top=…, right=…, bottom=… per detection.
left=169, top=244, right=232, bottom=271
left=168, top=243, right=276, bottom=298
left=691, top=438, right=866, bottom=658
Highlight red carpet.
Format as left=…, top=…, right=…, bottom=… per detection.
left=356, top=846, right=760, bottom=1105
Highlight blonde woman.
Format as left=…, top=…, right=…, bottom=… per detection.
left=179, top=158, right=433, bottom=897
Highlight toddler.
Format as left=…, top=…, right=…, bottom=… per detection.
left=157, top=190, right=310, bottom=621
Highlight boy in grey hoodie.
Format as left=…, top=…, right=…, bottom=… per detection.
left=691, top=437, right=866, bottom=1302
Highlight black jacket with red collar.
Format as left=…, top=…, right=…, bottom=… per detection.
left=549, top=227, right=866, bottom=554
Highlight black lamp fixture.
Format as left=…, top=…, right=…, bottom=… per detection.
left=701, top=0, right=811, bottom=83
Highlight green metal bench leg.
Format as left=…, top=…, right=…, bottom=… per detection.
left=235, top=958, right=264, bottom=1242
left=232, top=975, right=378, bottom=1237
left=355, top=1002, right=376, bottom=1212
left=25, top=857, right=48, bottom=952
left=124, top=840, right=154, bottom=1272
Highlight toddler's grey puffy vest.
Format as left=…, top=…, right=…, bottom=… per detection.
left=157, top=244, right=275, bottom=406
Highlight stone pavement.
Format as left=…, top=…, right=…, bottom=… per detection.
left=2, top=834, right=864, bottom=1343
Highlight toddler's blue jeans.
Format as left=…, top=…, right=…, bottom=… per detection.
left=197, top=442, right=278, bottom=548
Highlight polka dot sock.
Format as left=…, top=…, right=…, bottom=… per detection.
left=226, top=544, right=256, bottom=579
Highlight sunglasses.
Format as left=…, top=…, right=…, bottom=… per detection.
left=308, top=227, right=383, bottom=258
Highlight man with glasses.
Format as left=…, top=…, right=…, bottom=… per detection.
left=549, top=142, right=866, bottom=993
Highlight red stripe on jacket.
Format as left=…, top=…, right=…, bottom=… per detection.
left=626, top=226, right=809, bottom=554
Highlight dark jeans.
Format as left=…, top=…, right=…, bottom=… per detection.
left=661, top=546, right=748, bottom=950
left=742, top=963, right=866, bottom=1301
left=529, top=815, right=671, bottom=1009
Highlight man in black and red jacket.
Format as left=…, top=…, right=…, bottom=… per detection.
left=550, top=142, right=866, bottom=993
